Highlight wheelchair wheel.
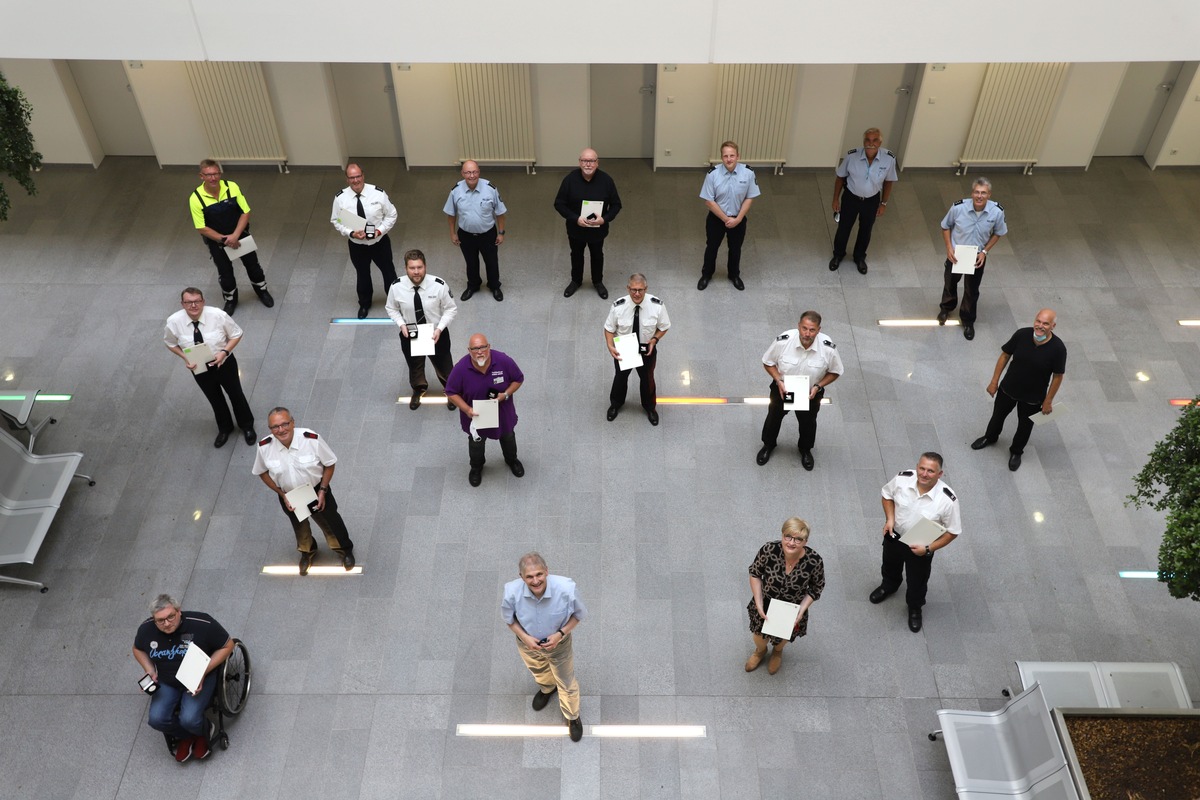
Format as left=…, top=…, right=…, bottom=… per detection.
left=218, top=638, right=251, bottom=715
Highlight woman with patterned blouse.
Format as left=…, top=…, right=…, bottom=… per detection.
left=745, top=517, right=825, bottom=674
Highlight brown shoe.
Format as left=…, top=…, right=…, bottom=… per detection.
left=767, top=646, right=785, bottom=675
left=745, top=649, right=767, bottom=672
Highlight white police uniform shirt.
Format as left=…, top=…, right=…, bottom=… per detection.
left=384, top=274, right=459, bottom=332
left=699, top=163, right=761, bottom=216
left=251, top=428, right=338, bottom=493
left=761, top=330, right=844, bottom=383
left=163, top=307, right=242, bottom=351
left=835, top=148, right=898, bottom=198
left=443, top=178, right=507, bottom=234
left=331, top=183, right=397, bottom=246
left=604, top=294, right=670, bottom=341
left=881, top=470, right=962, bottom=537
left=941, top=199, right=1007, bottom=249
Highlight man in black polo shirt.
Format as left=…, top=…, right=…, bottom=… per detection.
left=970, top=309, right=1066, bottom=471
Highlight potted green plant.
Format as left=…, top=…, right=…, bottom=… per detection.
left=0, top=70, right=42, bottom=222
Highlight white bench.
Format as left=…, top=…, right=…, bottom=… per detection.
left=1011, top=660, right=1192, bottom=710
left=0, top=389, right=58, bottom=453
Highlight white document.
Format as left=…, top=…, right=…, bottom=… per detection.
left=612, top=335, right=643, bottom=371
left=411, top=323, right=436, bottom=357
left=1031, top=403, right=1066, bottom=425
left=223, top=234, right=257, bottom=260
left=900, top=515, right=946, bottom=547
left=580, top=200, right=604, bottom=221
left=472, top=399, right=500, bottom=430
left=175, top=642, right=211, bottom=695
left=782, top=375, right=810, bottom=411
left=952, top=245, right=979, bottom=275
left=182, top=343, right=214, bottom=375
left=336, top=209, right=369, bottom=232
left=285, top=484, right=319, bottom=523
left=761, top=598, right=802, bottom=640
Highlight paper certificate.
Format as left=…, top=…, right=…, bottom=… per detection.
left=952, top=245, right=979, bottom=275
left=581, top=200, right=604, bottom=221
left=223, top=234, right=257, bottom=260
left=761, top=598, right=802, bottom=640
left=1031, top=403, right=1066, bottom=425
left=176, top=642, right=211, bottom=694
left=285, top=484, right=319, bottom=523
left=782, top=375, right=810, bottom=411
left=411, top=323, right=436, bottom=357
left=612, top=335, right=643, bottom=371
left=473, top=399, right=499, bottom=429
left=899, top=515, right=946, bottom=547
left=336, top=210, right=369, bottom=232
left=182, top=343, right=214, bottom=375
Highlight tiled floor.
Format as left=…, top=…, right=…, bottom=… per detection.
left=0, top=156, right=1197, bottom=799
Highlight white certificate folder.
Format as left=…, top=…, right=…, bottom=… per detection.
left=951, top=245, right=978, bottom=275
left=182, top=343, right=214, bottom=375
left=783, top=375, right=809, bottom=411
left=223, top=234, right=257, bottom=260
left=761, top=599, right=802, bottom=639
left=581, top=200, right=604, bottom=220
left=899, top=516, right=946, bottom=547
left=472, top=399, right=500, bottom=429
left=411, top=323, right=435, bottom=357
left=175, top=643, right=211, bottom=694
left=612, top=335, right=643, bottom=371
left=285, top=484, right=319, bottom=523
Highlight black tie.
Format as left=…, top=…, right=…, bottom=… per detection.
left=355, top=193, right=365, bottom=219
left=632, top=304, right=642, bottom=344
left=192, top=321, right=204, bottom=344
left=413, top=290, right=427, bottom=325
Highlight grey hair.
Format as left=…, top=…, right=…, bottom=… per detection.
left=518, top=551, right=547, bottom=575
left=151, top=594, right=180, bottom=615
left=972, top=177, right=992, bottom=191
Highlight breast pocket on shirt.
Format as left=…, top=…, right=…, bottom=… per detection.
left=779, top=354, right=801, bottom=371
left=295, top=453, right=319, bottom=467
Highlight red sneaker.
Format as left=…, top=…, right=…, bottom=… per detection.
left=174, top=736, right=194, bottom=763
left=192, top=734, right=210, bottom=760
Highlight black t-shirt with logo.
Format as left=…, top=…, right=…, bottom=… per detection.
left=133, top=611, right=230, bottom=689
left=999, top=327, right=1067, bottom=405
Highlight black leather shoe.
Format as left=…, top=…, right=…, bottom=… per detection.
left=410, top=391, right=424, bottom=410
left=606, top=405, right=620, bottom=422
left=298, top=551, right=316, bottom=576
left=756, top=445, right=773, bottom=466
left=254, top=287, right=275, bottom=308
left=799, top=449, right=814, bottom=471
left=492, top=288, right=504, bottom=302
left=937, top=311, right=948, bottom=325
left=730, top=276, right=745, bottom=291
left=507, top=459, right=525, bottom=478
left=646, top=408, right=659, bottom=426
left=1009, top=452, right=1022, bottom=471
left=908, top=608, right=923, bottom=633
left=460, top=287, right=477, bottom=301
left=595, top=282, right=608, bottom=300
left=567, top=716, right=583, bottom=743
left=869, top=585, right=893, bottom=604
left=447, top=398, right=456, bottom=410
left=214, top=430, right=231, bottom=448
left=970, top=436, right=993, bottom=450
left=697, top=276, right=709, bottom=290
left=469, top=468, right=482, bottom=487
left=222, top=297, right=237, bottom=315
left=828, top=257, right=841, bottom=271
left=532, top=687, right=557, bottom=711
left=963, top=325, right=975, bottom=341
left=563, top=282, right=580, bottom=298
left=243, top=428, right=257, bottom=445
left=855, top=258, right=868, bottom=275
left=357, top=304, right=369, bottom=319
left=342, top=552, right=355, bottom=571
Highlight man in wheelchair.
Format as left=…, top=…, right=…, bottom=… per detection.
left=132, top=594, right=234, bottom=762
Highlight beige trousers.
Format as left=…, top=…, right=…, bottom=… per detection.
left=516, top=633, right=580, bottom=720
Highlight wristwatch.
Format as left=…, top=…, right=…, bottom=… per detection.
left=924, top=545, right=933, bottom=557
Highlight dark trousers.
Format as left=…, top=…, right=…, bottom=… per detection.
left=702, top=212, right=748, bottom=280
left=277, top=485, right=354, bottom=555
left=984, top=389, right=1040, bottom=454
left=610, top=349, right=658, bottom=411
left=761, top=382, right=824, bottom=450
left=568, top=237, right=605, bottom=285
left=880, top=534, right=934, bottom=609
left=192, top=353, right=254, bottom=433
left=940, top=261, right=985, bottom=324
left=399, top=328, right=454, bottom=393
left=458, top=227, right=501, bottom=291
left=204, top=240, right=265, bottom=297
left=468, top=431, right=518, bottom=468
left=348, top=234, right=398, bottom=306
left=832, top=190, right=880, bottom=262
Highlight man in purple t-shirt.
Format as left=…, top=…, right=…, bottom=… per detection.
left=445, top=333, right=525, bottom=487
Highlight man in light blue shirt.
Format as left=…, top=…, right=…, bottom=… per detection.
left=501, top=552, right=587, bottom=741
left=938, top=177, right=1008, bottom=340
left=444, top=160, right=508, bottom=302
left=698, top=140, right=761, bottom=291
left=830, top=128, right=898, bottom=275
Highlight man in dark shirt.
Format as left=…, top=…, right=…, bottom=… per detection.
left=553, top=148, right=623, bottom=300
left=971, top=309, right=1067, bottom=471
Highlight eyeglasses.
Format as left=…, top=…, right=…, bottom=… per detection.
left=182, top=299, right=204, bottom=306
left=783, top=535, right=808, bottom=544
left=346, top=174, right=364, bottom=181
left=200, top=172, right=222, bottom=178
left=627, top=287, right=646, bottom=293
left=268, top=421, right=294, bottom=431
left=154, top=610, right=180, bottom=625
left=468, top=345, right=490, bottom=353
left=462, top=170, right=480, bottom=176
left=579, top=159, right=598, bottom=164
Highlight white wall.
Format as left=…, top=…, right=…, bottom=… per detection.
left=262, top=63, right=345, bottom=167
left=0, top=59, right=102, bottom=166
left=532, top=65, right=590, bottom=167
left=123, top=61, right=210, bottom=167
left=1039, top=63, right=1126, bottom=168
left=900, top=63, right=988, bottom=169
left=67, top=60, right=155, bottom=156
left=1146, top=62, right=1200, bottom=168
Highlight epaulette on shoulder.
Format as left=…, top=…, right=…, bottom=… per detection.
left=433, top=277, right=445, bottom=285
left=898, top=469, right=914, bottom=477
left=258, top=436, right=273, bottom=447
left=708, top=165, right=720, bottom=173
left=995, top=202, right=1005, bottom=211
left=304, top=431, right=319, bottom=440
left=847, top=148, right=857, bottom=155
left=943, top=486, right=957, bottom=502
left=822, top=338, right=835, bottom=349
left=613, top=297, right=627, bottom=307
left=953, top=199, right=965, bottom=205
left=490, top=182, right=500, bottom=191
left=776, top=332, right=791, bottom=341
left=650, top=296, right=662, bottom=305
left=744, top=164, right=754, bottom=172
left=882, top=148, right=894, bottom=157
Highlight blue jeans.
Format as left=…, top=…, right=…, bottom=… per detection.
left=148, top=672, right=216, bottom=739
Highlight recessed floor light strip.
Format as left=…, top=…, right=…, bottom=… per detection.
left=330, top=318, right=393, bottom=325
left=1118, top=571, right=1159, bottom=579
left=0, top=394, right=73, bottom=402
left=1169, top=399, right=1197, bottom=407
left=401, top=396, right=831, bottom=407
left=455, top=723, right=706, bottom=738
left=1178, top=320, right=1200, bottom=327
left=262, top=565, right=364, bottom=576
left=878, top=319, right=962, bottom=327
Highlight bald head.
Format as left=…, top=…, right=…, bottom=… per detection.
left=468, top=334, right=491, bottom=369
left=579, top=148, right=599, bottom=179
left=461, top=160, right=480, bottom=189
left=1033, top=309, right=1057, bottom=342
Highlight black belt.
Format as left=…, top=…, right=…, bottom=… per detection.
left=845, top=190, right=880, bottom=202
